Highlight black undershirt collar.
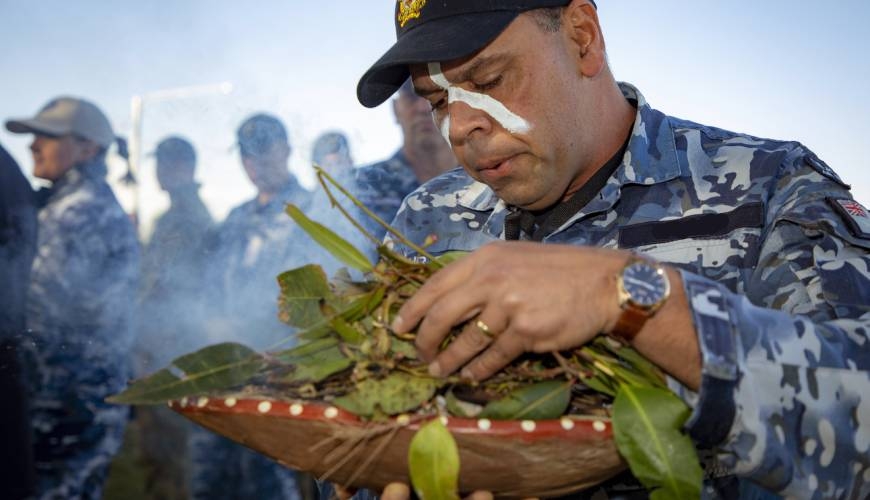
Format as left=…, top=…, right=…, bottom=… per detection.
left=504, top=130, right=632, bottom=242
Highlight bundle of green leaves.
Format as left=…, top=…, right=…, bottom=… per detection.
left=110, top=168, right=704, bottom=499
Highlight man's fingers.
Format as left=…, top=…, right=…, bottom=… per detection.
left=381, top=483, right=411, bottom=500
left=460, top=330, right=525, bottom=381
left=428, top=312, right=507, bottom=376
left=333, top=485, right=357, bottom=500
left=414, top=287, right=490, bottom=362
left=392, top=246, right=486, bottom=334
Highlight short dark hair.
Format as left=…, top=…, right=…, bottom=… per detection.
left=236, top=113, right=288, bottom=158
left=530, top=7, right=564, bottom=32
left=155, top=136, right=196, bottom=166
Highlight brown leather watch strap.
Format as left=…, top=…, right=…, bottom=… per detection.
left=610, top=303, right=649, bottom=343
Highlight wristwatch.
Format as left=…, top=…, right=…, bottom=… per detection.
left=610, top=256, right=671, bottom=342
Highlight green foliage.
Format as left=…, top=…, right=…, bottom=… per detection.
left=285, top=203, right=373, bottom=272
left=478, top=381, right=571, bottom=420
left=277, top=264, right=334, bottom=329
left=110, top=168, right=704, bottom=498
left=333, top=372, right=443, bottom=418
left=613, top=386, right=703, bottom=499
left=408, top=418, right=461, bottom=500
left=107, top=343, right=264, bottom=405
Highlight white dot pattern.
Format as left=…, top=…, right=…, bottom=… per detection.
left=257, top=401, right=272, bottom=413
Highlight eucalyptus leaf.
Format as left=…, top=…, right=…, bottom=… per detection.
left=297, top=289, right=384, bottom=341
left=612, top=385, right=702, bottom=499
left=408, top=418, right=460, bottom=500
left=278, top=264, right=333, bottom=329
left=286, top=203, right=373, bottom=272
left=283, top=344, right=353, bottom=383
left=330, top=317, right=364, bottom=344
left=478, top=380, right=571, bottom=420
left=333, top=372, right=442, bottom=418
left=273, top=337, right=339, bottom=363
left=390, top=338, right=418, bottom=360
left=108, top=343, right=263, bottom=405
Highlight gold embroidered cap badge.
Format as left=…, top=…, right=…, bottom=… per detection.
left=397, top=0, right=427, bottom=28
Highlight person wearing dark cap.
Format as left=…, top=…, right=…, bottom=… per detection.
left=5, top=96, right=140, bottom=499
left=312, top=130, right=354, bottom=175
left=188, top=113, right=308, bottom=500
left=130, top=135, right=215, bottom=499
left=0, top=143, right=38, bottom=499
left=348, top=1, right=869, bottom=499
left=354, top=78, right=457, bottom=241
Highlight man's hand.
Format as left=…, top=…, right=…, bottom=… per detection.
left=391, top=242, right=626, bottom=381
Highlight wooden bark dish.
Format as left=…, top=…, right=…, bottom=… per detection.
left=171, top=396, right=625, bottom=498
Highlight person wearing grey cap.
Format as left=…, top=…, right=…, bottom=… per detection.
left=5, top=96, right=140, bottom=499
left=188, top=113, right=309, bottom=500
left=342, top=1, right=870, bottom=499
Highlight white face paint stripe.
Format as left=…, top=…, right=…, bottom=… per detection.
left=426, top=62, right=532, bottom=142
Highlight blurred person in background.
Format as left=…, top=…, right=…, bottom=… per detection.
left=5, top=96, right=140, bottom=500
left=138, top=135, right=215, bottom=369
left=0, top=142, right=38, bottom=500
left=312, top=130, right=354, bottom=176
left=132, top=135, right=215, bottom=499
left=189, top=113, right=310, bottom=500
left=305, top=130, right=371, bottom=274
left=355, top=78, right=457, bottom=239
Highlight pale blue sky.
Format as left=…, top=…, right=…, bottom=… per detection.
left=2, top=0, right=868, bottom=234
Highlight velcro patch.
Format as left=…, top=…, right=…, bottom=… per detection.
left=828, top=198, right=870, bottom=239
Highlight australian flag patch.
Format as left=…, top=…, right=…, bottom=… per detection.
left=828, top=198, right=870, bottom=239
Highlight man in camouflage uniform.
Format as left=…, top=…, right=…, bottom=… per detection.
left=133, top=136, right=215, bottom=499
left=350, top=1, right=870, bottom=498
left=189, top=113, right=309, bottom=500
left=355, top=79, right=456, bottom=241
left=139, top=135, right=215, bottom=369
left=6, top=97, right=140, bottom=499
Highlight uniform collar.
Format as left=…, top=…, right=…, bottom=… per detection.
left=455, top=82, right=686, bottom=216
left=41, top=157, right=107, bottom=205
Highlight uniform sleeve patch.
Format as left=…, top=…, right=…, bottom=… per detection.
left=827, top=198, right=870, bottom=239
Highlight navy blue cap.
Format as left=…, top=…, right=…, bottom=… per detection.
left=357, top=0, right=597, bottom=108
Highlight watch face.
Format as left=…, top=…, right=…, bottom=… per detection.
left=622, top=261, right=669, bottom=308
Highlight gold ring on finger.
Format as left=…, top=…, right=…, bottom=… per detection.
left=476, top=319, right=497, bottom=339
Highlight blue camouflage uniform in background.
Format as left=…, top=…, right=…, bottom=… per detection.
left=139, top=182, right=214, bottom=369
left=23, top=157, right=140, bottom=499
left=188, top=178, right=311, bottom=500
left=355, top=151, right=422, bottom=241
left=386, top=83, right=870, bottom=499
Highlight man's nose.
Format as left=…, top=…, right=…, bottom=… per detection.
left=447, top=100, right=492, bottom=144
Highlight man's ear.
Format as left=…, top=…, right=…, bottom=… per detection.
left=564, top=0, right=606, bottom=78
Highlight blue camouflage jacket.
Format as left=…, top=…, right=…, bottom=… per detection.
left=27, top=158, right=140, bottom=393
left=387, top=83, right=870, bottom=499
left=355, top=150, right=421, bottom=241
left=211, top=179, right=312, bottom=350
